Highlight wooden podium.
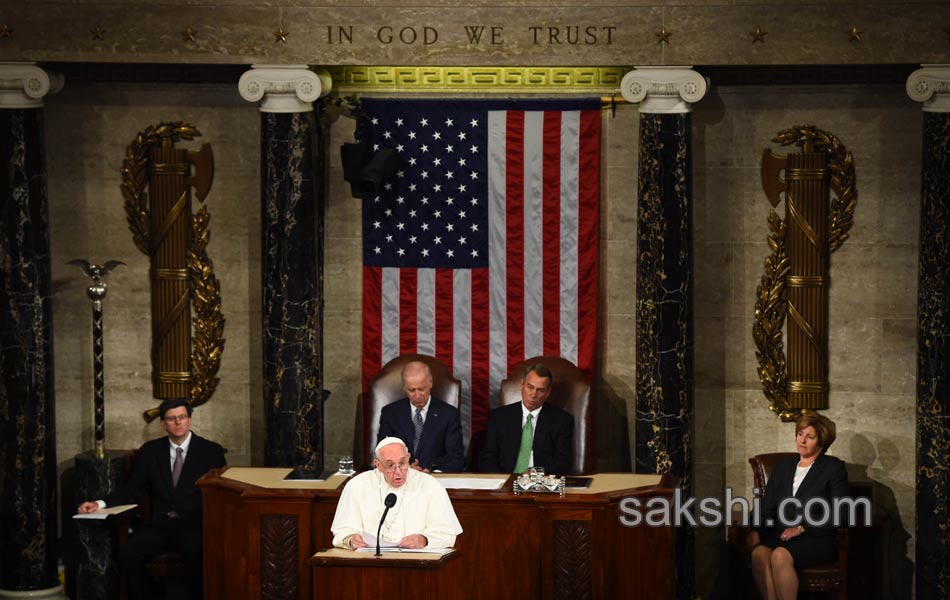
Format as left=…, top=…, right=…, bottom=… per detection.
left=309, top=548, right=460, bottom=599
left=198, top=469, right=676, bottom=600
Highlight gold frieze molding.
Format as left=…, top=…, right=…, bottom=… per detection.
left=326, top=66, right=630, bottom=93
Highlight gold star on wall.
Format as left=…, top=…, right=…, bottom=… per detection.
left=91, top=25, right=106, bottom=40
left=0, top=24, right=12, bottom=39
left=273, top=26, right=288, bottom=43
left=750, top=26, right=768, bottom=43
left=848, top=25, right=862, bottom=42
left=182, top=26, right=196, bottom=43
left=655, top=27, right=672, bottom=45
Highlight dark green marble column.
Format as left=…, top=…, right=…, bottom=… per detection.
left=240, top=66, right=329, bottom=473
left=73, top=451, right=126, bottom=600
left=0, top=64, right=62, bottom=597
left=622, top=67, right=707, bottom=600
left=908, top=66, right=950, bottom=600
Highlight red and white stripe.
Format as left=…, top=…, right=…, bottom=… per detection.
left=362, top=108, right=600, bottom=448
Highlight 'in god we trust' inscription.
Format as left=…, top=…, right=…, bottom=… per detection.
left=324, top=24, right=618, bottom=46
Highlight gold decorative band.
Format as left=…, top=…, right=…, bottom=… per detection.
left=785, top=168, right=826, bottom=180
left=155, top=372, right=193, bottom=383
left=152, top=163, right=190, bottom=174
left=787, top=275, right=830, bottom=287
left=788, top=381, right=830, bottom=394
left=786, top=199, right=823, bottom=253
left=326, top=66, right=630, bottom=93
left=151, top=268, right=190, bottom=280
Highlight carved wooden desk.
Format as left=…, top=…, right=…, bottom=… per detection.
left=309, top=548, right=461, bottom=599
left=198, top=468, right=676, bottom=600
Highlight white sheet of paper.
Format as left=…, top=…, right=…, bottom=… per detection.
left=436, top=477, right=506, bottom=490
left=72, top=504, right=138, bottom=520
left=359, top=530, right=398, bottom=548
left=355, top=547, right=453, bottom=555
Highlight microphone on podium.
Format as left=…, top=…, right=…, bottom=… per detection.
left=375, top=493, right=397, bottom=556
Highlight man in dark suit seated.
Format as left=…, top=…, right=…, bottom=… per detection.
left=478, top=363, right=574, bottom=475
left=77, top=398, right=226, bottom=600
left=377, top=360, right=465, bottom=472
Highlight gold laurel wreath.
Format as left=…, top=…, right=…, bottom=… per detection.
left=120, top=122, right=224, bottom=422
left=753, top=211, right=795, bottom=420
left=773, top=126, right=857, bottom=252
left=187, top=206, right=225, bottom=412
left=753, top=126, right=857, bottom=420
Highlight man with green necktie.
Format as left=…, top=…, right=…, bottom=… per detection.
left=477, top=364, right=574, bottom=475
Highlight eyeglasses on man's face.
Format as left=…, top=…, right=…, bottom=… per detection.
left=377, top=458, right=410, bottom=473
left=163, top=415, right=190, bottom=424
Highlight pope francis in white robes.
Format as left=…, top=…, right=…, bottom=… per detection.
left=331, top=437, right=463, bottom=550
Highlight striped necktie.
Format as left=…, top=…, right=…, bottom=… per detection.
left=413, top=408, right=424, bottom=454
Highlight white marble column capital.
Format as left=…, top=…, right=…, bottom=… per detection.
left=0, top=62, right=63, bottom=108
left=907, top=64, right=950, bottom=113
left=238, top=65, right=332, bottom=113
left=620, top=66, right=708, bottom=114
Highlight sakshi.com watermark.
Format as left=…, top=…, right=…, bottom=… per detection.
left=618, top=488, right=872, bottom=528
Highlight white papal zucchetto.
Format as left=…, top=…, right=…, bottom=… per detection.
left=375, top=436, right=408, bottom=455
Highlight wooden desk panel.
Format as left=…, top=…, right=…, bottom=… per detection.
left=199, top=469, right=676, bottom=600
left=310, top=549, right=461, bottom=600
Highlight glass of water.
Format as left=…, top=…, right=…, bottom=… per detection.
left=338, top=455, right=354, bottom=474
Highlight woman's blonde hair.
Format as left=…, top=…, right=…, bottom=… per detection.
left=795, top=412, right=836, bottom=453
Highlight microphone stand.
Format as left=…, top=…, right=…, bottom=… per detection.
left=375, top=493, right=397, bottom=556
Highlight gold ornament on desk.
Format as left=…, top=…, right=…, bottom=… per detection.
left=120, top=122, right=225, bottom=423
left=753, top=126, right=856, bottom=421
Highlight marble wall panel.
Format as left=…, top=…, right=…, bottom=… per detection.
left=603, top=238, right=638, bottom=310
left=829, top=243, right=919, bottom=321
left=705, top=82, right=919, bottom=600
left=321, top=309, right=362, bottom=459
left=47, top=82, right=260, bottom=475
left=603, top=165, right=637, bottom=241
left=881, top=318, right=916, bottom=397
left=828, top=317, right=883, bottom=393
left=722, top=316, right=759, bottom=390
left=693, top=317, right=725, bottom=389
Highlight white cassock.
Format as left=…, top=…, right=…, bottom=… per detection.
left=331, top=468, right=463, bottom=549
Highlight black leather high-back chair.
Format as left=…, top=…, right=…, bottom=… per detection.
left=496, top=356, right=594, bottom=474
left=363, top=354, right=460, bottom=467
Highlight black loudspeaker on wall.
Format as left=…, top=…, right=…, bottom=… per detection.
left=341, top=142, right=401, bottom=200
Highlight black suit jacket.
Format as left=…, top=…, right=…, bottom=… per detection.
left=378, top=398, right=465, bottom=472
left=756, top=453, right=849, bottom=539
left=478, top=402, right=574, bottom=475
left=106, top=432, right=226, bottom=525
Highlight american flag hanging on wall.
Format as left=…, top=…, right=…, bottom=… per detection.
left=359, top=98, right=601, bottom=449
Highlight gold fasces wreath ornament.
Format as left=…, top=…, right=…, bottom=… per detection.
left=120, top=121, right=225, bottom=422
left=754, top=126, right=857, bottom=421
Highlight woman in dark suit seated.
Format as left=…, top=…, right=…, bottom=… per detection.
left=748, top=412, right=849, bottom=600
